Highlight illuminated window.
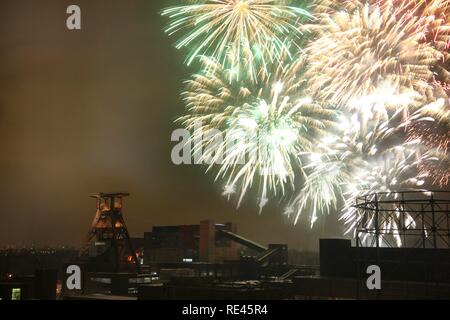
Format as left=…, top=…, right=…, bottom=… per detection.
left=90, top=277, right=112, bottom=284
left=11, top=288, right=21, bottom=300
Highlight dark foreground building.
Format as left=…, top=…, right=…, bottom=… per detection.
left=292, top=239, right=450, bottom=299
left=0, top=270, right=58, bottom=300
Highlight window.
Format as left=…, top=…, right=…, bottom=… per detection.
left=90, top=277, right=112, bottom=284
left=11, top=288, right=21, bottom=300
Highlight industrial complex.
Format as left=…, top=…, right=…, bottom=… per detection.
left=1, top=191, right=450, bottom=300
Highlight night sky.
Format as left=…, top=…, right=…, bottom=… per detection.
left=0, top=0, right=343, bottom=250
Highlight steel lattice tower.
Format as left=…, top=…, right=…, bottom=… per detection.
left=81, top=193, right=140, bottom=272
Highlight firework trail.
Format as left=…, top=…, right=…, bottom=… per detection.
left=406, top=98, right=450, bottom=152
left=418, top=149, right=450, bottom=187
left=405, top=99, right=450, bottom=186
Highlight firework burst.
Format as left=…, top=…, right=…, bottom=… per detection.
left=340, top=145, right=433, bottom=238
left=163, top=0, right=450, bottom=244
left=284, top=110, right=435, bottom=234
left=285, top=112, right=396, bottom=224
left=161, top=0, right=314, bottom=81
left=312, top=0, right=360, bottom=14
left=375, top=0, right=450, bottom=85
left=179, top=56, right=336, bottom=211
left=306, top=1, right=441, bottom=113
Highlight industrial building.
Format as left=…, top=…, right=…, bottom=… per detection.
left=58, top=193, right=291, bottom=299
left=292, top=239, right=450, bottom=299
left=143, top=221, right=241, bottom=264
left=4, top=191, right=450, bottom=300
left=292, top=191, right=450, bottom=300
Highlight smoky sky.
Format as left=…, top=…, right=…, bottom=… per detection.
left=0, top=0, right=343, bottom=250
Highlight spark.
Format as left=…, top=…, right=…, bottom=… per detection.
left=417, top=149, right=450, bottom=187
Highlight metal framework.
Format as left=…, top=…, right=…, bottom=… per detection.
left=353, top=191, right=450, bottom=299
left=81, top=192, right=140, bottom=272
left=354, top=191, right=450, bottom=249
